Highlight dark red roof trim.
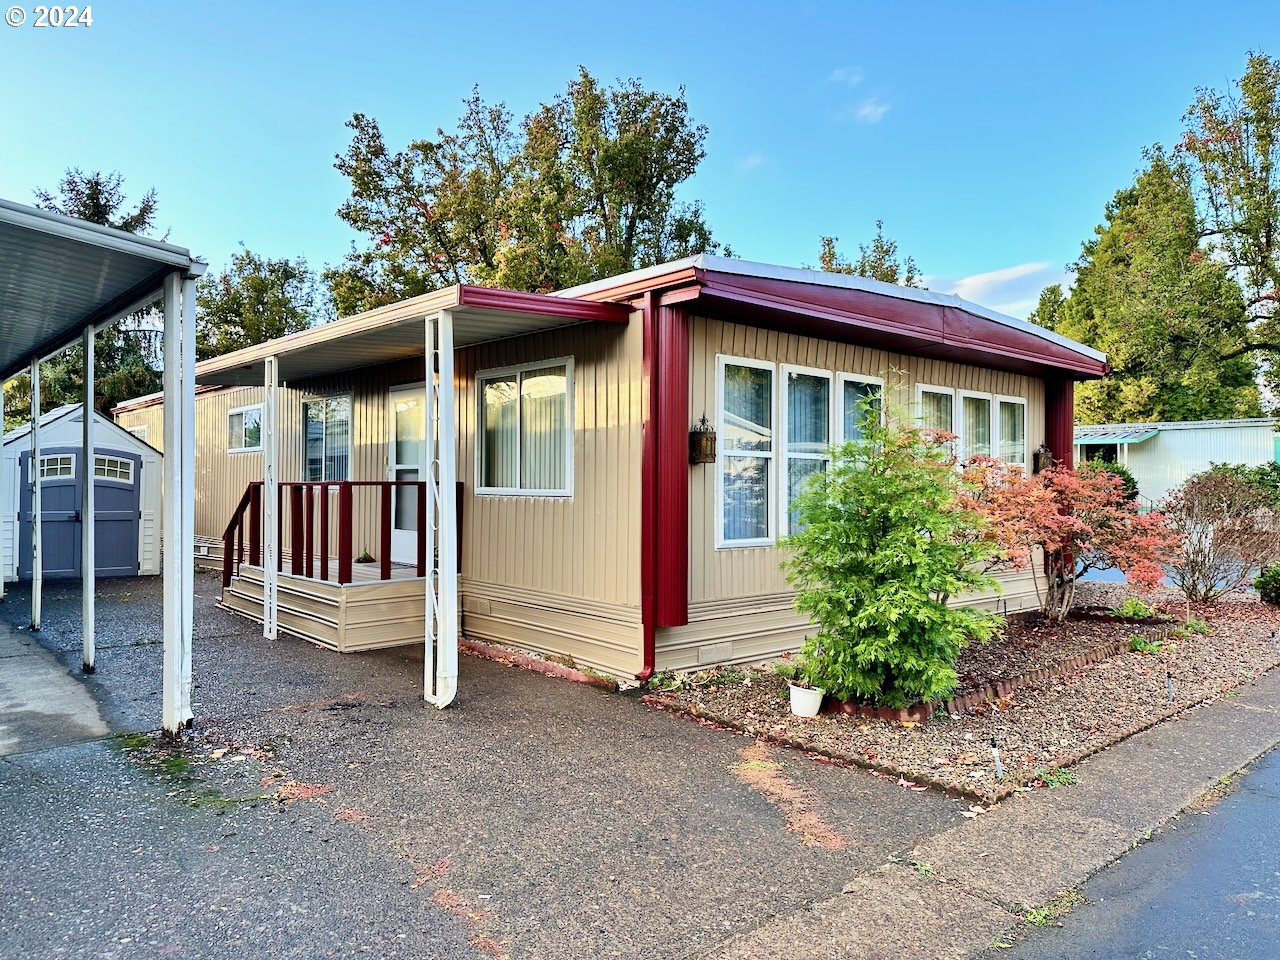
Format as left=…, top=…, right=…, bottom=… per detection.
left=456, top=284, right=631, bottom=324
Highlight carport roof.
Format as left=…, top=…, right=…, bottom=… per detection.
left=195, top=284, right=632, bottom=386
left=0, top=198, right=204, bottom=381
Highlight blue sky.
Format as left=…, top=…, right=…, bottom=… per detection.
left=2, top=1, right=1276, bottom=317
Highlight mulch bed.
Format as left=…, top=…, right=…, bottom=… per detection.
left=644, top=585, right=1280, bottom=803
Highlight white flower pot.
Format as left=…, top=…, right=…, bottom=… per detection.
left=788, top=683, right=825, bottom=717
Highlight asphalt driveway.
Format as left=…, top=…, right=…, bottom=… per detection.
left=0, top=572, right=962, bottom=959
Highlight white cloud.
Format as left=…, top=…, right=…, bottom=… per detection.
left=827, top=66, right=864, bottom=86
left=924, top=262, right=1068, bottom=319
left=738, top=152, right=766, bottom=172
left=852, top=97, right=890, bottom=124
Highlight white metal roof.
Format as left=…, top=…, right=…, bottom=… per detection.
left=2, top=401, right=162, bottom=455
left=556, top=254, right=1108, bottom=364
left=0, top=197, right=205, bottom=381
left=1075, top=417, right=1278, bottom=439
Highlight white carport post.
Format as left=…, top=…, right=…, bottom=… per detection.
left=29, top=357, right=41, bottom=630
left=161, top=272, right=195, bottom=735
left=81, top=325, right=95, bottom=672
left=0, top=386, right=5, bottom=601
left=262, top=355, right=279, bottom=640
left=424, top=309, right=458, bottom=708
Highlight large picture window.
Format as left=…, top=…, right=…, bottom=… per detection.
left=477, top=358, right=573, bottom=495
left=302, top=396, right=351, bottom=481
left=781, top=365, right=832, bottom=535
left=228, top=404, right=262, bottom=453
left=718, top=356, right=775, bottom=545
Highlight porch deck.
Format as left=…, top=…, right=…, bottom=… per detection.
left=220, top=562, right=426, bottom=653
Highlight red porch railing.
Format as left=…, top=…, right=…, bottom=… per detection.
left=222, top=480, right=428, bottom=587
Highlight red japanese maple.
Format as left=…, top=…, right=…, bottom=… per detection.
left=961, top=460, right=1179, bottom=622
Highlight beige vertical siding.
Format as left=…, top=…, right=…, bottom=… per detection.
left=657, top=314, right=1048, bottom=671
left=455, top=317, right=646, bottom=675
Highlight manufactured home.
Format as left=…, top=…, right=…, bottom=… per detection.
left=114, top=256, right=1106, bottom=686
left=3, top=404, right=162, bottom=582
left=1075, top=417, right=1279, bottom=507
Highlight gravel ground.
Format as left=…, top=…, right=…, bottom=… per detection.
left=1, top=572, right=965, bottom=960
left=647, top=586, right=1280, bottom=801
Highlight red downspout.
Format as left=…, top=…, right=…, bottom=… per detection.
left=638, top=291, right=659, bottom=680
left=1044, top=378, right=1076, bottom=469
left=637, top=293, right=692, bottom=679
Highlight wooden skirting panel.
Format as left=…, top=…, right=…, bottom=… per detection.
left=657, top=571, right=1044, bottom=673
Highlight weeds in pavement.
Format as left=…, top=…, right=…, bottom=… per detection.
left=1024, top=889, right=1086, bottom=926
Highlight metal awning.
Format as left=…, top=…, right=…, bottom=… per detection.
left=195, top=284, right=631, bottom=386
left=1074, top=428, right=1159, bottom=445
left=0, top=198, right=203, bottom=379
left=1, top=195, right=203, bottom=737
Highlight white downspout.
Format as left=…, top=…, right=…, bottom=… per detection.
left=81, top=325, right=96, bottom=672
left=29, top=357, right=41, bottom=631
left=262, top=355, right=279, bottom=640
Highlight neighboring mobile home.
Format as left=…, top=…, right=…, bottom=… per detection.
left=3, top=404, right=162, bottom=582
left=1074, top=417, right=1279, bottom=507
left=114, top=256, right=1106, bottom=687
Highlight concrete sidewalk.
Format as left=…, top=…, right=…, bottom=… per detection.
left=0, top=618, right=107, bottom=757
left=705, top=668, right=1280, bottom=960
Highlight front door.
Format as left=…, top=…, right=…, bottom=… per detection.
left=388, top=384, right=425, bottom=565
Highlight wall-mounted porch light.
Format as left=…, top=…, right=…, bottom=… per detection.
left=689, top=415, right=716, bottom=465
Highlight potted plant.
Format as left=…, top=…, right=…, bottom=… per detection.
left=354, top=549, right=375, bottom=564
left=775, top=659, right=825, bottom=718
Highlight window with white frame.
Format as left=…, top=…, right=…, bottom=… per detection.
left=959, top=392, right=993, bottom=461
left=228, top=404, right=263, bottom=453
left=477, top=358, right=572, bottom=495
left=838, top=374, right=884, bottom=442
left=918, top=385, right=955, bottom=436
left=781, top=365, right=832, bottom=534
left=302, top=396, right=352, bottom=481
left=94, top=455, right=134, bottom=483
left=718, top=356, right=775, bottom=545
left=33, top=454, right=75, bottom=480
left=126, top=425, right=148, bottom=442
left=997, top=396, right=1028, bottom=469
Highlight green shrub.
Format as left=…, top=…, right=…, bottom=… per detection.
left=1256, top=564, right=1280, bottom=605
left=1111, top=597, right=1157, bottom=620
left=781, top=413, right=1002, bottom=708
left=1082, top=457, right=1140, bottom=503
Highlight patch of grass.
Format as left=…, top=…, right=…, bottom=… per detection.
left=910, top=859, right=936, bottom=877
left=1128, top=634, right=1165, bottom=655
left=1035, top=767, right=1080, bottom=789
left=116, top=732, right=152, bottom=752
left=1025, top=888, right=1086, bottom=926
left=1111, top=597, right=1157, bottom=620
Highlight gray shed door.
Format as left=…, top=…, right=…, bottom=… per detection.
left=17, top=447, right=141, bottom=580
